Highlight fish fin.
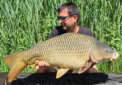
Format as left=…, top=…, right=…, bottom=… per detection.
left=56, top=68, right=69, bottom=79
left=77, top=62, right=92, bottom=74
left=89, top=50, right=98, bottom=64
left=8, top=60, right=27, bottom=83
left=3, top=52, right=21, bottom=66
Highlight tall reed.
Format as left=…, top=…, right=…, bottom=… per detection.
left=0, top=0, right=121, bottom=73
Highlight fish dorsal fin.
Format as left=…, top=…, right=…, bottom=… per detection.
left=8, top=60, right=27, bottom=83
left=56, top=68, right=69, bottom=79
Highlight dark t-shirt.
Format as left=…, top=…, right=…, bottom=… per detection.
left=48, top=26, right=93, bottom=39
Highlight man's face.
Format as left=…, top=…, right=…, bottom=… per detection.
left=58, top=8, right=77, bottom=31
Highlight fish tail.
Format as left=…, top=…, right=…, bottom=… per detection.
left=3, top=52, right=21, bottom=66
left=8, top=60, right=27, bottom=83
left=3, top=52, right=27, bottom=82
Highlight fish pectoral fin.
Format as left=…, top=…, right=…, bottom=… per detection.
left=8, top=60, right=27, bottom=83
left=56, top=68, right=69, bottom=79
left=77, top=62, right=92, bottom=74
left=90, top=49, right=98, bottom=64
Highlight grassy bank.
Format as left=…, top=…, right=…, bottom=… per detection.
left=0, top=0, right=121, bottom=73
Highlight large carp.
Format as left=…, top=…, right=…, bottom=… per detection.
left=3, top=33, right=119, bottom=82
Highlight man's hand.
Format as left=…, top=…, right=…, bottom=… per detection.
left=85, top=65, right=98, bottom=73
left=35, top=60, right=56, bottom=73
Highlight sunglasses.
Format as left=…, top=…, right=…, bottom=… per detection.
left=57, top=15, right=72, bottom=20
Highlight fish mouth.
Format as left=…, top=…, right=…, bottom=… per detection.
left=110, top=52, right=119, bottom=61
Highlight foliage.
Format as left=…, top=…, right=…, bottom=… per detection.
left=0, top=0, right=121, bottom=73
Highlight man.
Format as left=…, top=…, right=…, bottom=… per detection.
left=35, top=2, right=98, bottom=73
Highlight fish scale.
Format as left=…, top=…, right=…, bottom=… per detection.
left=38, top=34, right=94, bottom=68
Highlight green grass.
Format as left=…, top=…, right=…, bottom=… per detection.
left=0, top=0, right=121, bottom=73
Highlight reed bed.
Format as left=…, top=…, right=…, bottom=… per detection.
left=0, top=0, right=121, bottom=73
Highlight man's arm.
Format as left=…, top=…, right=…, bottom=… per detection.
left=48, top=28, right=58, bottom=39
left=48, top=26, right=66, bottom=39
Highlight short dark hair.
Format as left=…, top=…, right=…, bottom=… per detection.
left=58, top=2, right=80, bottom=21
